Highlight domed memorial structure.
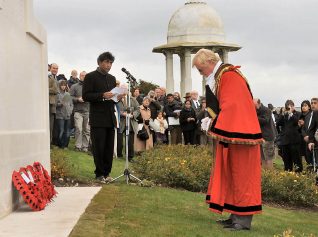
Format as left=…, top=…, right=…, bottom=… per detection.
left=153, top=0, right=240, bottom=96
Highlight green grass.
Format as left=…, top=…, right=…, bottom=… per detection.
left=69, top=184, right=318, bottom=237
left=53, top=142, right=318, bottom=237
left=52, top=139, right=126, bottom=182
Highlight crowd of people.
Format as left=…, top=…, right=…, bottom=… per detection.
left=48, top=64, right=214, bottom=158
left=48, top=62, right=318, bottom=174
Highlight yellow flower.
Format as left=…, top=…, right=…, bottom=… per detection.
left=293, top=179, right=297, bottom=183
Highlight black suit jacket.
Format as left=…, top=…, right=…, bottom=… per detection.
left=82, top=70, right=117, bottom=127
left=276, top=111, right=301, bottom=145
left=308, top=111, right=318, bottom=143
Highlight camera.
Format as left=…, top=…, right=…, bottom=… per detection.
left=144, top=120, right=150, bottom=126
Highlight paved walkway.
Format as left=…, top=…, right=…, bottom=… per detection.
left=0, top=187, right=101, bottom=237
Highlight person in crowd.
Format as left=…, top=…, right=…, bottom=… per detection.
left=298, top=100, right=312, bottom=165
left=56, top=80, right=73, bottom=149
left=148, top=90, right=161, bottom=120
left=190, top=90, right=200, bottom=111
left=268, top=103, right=277, bottom=125
left=179, top=100, right=197, bottom=145
left=196, top=98, right=211, bottom=145
left=57, top=74, right=67, bottom=81
left=70, top=71, right=90, bottom=152
left=254, top=98, right=277, bottom=169
left=276, top=99, right=302, bottom=172
left=193, top=48, right=263, bottom=231
left=173, top=92, right=183, bottom=107
left=152, top=111, right=168, bottom=144
left=48, top=63, right=59, bottom=145
left=134, top=97, right=153, bottom=153
left=311, top=98, right=318, bottom=111
left=147, top=90, right=162, bottom=144
left=190, top=90, right=201, bottom=145
left=164, top=93, right=182, bottom=144
left=117, top=93, right=139, bottom=160
left=154, top=87, right=161, bottom=101
left=68, top=69, right=79, bottom=89
left=82, top=51, right=124, bottom=183
left=307, top=98, right=318, bottom=167
left=183, top=92, right=191, bottom=103
left=157, top=87, right=167, bottom=106
left=133, top=88, right=143, bottom=105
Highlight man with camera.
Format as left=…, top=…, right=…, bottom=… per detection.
left=276, top=100, right=302, bottom=172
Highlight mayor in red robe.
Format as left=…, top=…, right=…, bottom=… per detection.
left=193, top=49, right=263, bottom=231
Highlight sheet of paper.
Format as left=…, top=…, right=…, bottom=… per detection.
left=110, top=86, right=128, bottom=102
left=168, top=117, right=180, bottom=126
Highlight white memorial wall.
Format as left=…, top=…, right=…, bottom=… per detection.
left=0, top=0, right=49, bottom=218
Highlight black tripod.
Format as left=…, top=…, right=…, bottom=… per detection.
left=110, top=73, right=142, bottom=185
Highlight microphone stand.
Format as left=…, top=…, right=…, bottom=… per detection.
left=110, top=75, right=143, bottom=184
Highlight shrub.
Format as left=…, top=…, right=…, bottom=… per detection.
left=262, top=169, right=318, bottom=207
left=132, top=145, right=213, bottom=192
left=132, top=145, right=318, bottom=207
left=50, top=148, right=72, bottom=179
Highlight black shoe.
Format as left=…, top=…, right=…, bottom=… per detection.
left=223, top=223, right=250, bottom=231
left=216, top=218, right=233, bottom=226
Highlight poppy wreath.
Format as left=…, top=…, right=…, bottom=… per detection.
left=32, top=162, right=57, bottom=201
left=12, top=168, right=46, bottom=211
left=26, top=165, right=47, bottom=203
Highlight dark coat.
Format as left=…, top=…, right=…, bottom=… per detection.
left=164, top=100, right=182, bottom=118
left=149, top=100, right=161, bottom=120
left=179, top=108, right=197, bottom=132
left=82, top=70, right=116, bottom=127
left=276, top=111, right=301, bottom=145
left=256, top=104, right=277, bottom=141
left=308, top=111, right=318, bottom=144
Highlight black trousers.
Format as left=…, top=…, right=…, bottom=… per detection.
left=183, top=130, right=195, bottom=145
left=127, top=131, right=135, bottom=160
left=90, top=127, right=115, bottom=178
left=282, top=143, right=303, bottom=172
left=117, top=131, right=124, bottom=157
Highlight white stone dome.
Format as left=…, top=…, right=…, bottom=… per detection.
left=167, top=0, right=225, bottom=44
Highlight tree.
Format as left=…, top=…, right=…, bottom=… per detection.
left=132, top=79, right=159, bottom=96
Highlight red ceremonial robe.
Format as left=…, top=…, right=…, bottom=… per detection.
left=206, top=65, right=263, bottom=216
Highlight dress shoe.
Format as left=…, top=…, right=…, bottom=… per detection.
left=216, top=218, right=233, bottom=225
left=223, top=223, right=250, bottom=231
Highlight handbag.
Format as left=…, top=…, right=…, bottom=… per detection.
left=137, top=125, right=149, bottom=141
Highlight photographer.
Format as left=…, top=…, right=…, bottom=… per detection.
left=276, top=100, right=302, bottom=172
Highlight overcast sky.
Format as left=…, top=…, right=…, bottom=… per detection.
left=33, top=0, right=318, bottom=107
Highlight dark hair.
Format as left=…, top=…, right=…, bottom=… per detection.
left=301, top=100, right=311, bottom=111
left=184, top=100, right=191, bottom=105
left=97, top=52, right=115, bottom=64
left=166, top=93, right=174, bottom=98
left=268, top=103, right=274, bottom=110
left=285, top=99, right=294, bottom=109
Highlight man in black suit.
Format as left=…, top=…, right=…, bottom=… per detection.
left=82, top=52, right=123, bottom=183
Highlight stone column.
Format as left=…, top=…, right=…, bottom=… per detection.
left=179, top=53, right=185, bottom=97
left=222, top=49, right=229, bottom=63
left=202, top=77, right=206, bottom=96
left=184, top=49, right=192, bottom=94
left=164, top=51, right=174, bottom=93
